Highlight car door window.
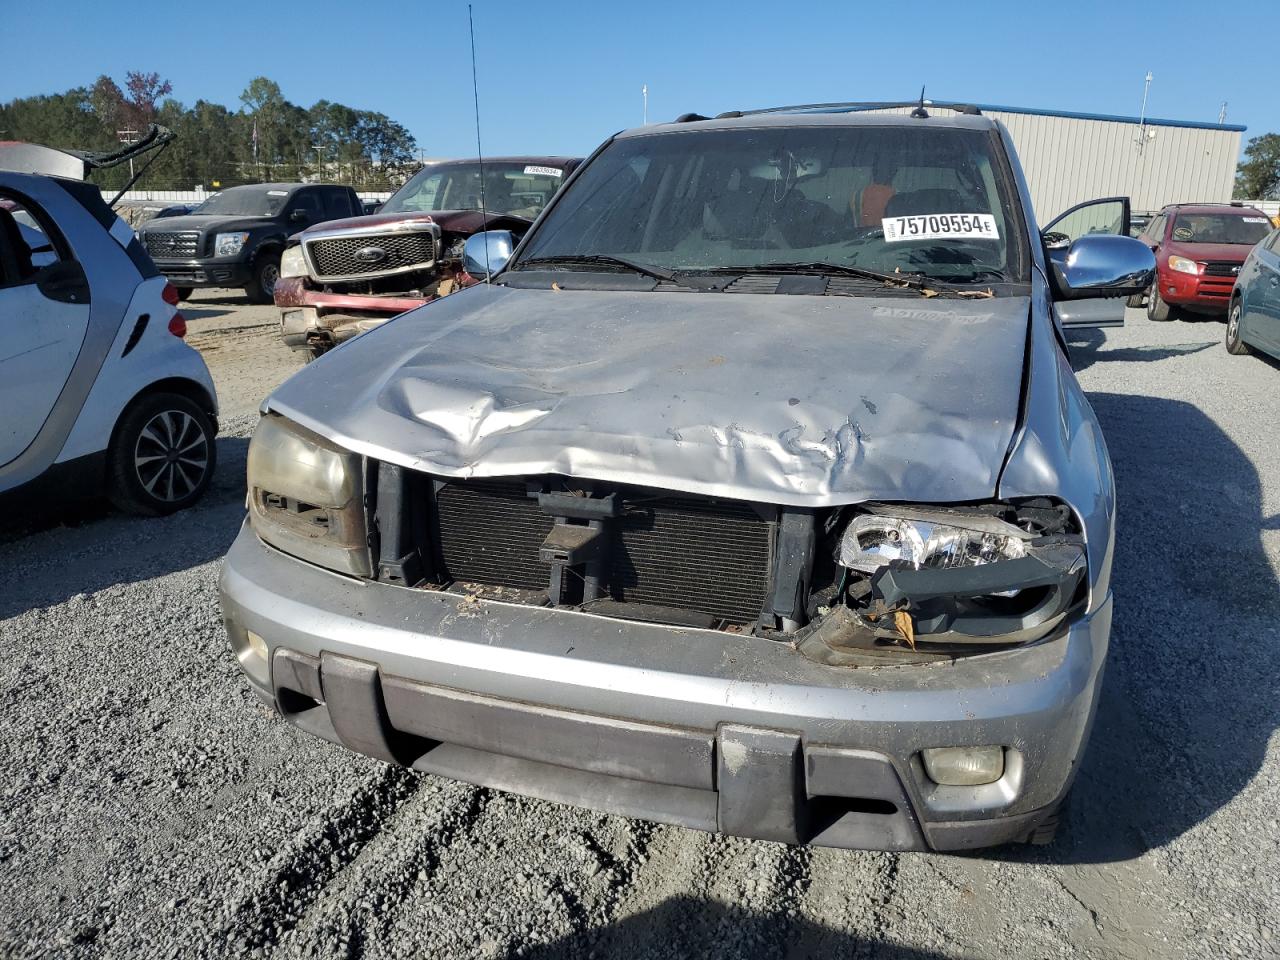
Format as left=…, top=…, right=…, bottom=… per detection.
left=1043, top=197, right=1129, bottom=247
left=0, top=198, right=63, bottom=288
left=323, top=189, right=352, bottom=219
left=290, top=191, right=323, bottom=221
left=1267, top=229, right=1280, bottom=254
left=1145, top=214, right=1166, bottom=246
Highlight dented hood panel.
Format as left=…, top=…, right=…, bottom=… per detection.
left=266, top=284, right=1030, bottom=507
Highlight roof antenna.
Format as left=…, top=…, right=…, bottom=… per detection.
left=910, top=86, right=929, bottom=119
left=468, top=4, right=491, bottom=280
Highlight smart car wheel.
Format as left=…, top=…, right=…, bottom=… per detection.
left=246, top=253, right=281, bottom=305
left=1225, top=300, right=1250, bottom=355
left=108, top=392, right=217, bottom=516
left=1146, top=284, right=1172, bottom=321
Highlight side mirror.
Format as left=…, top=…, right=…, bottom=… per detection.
left=463, top=230, right=514, bottom=279
left=1048, top=233, right=1155, bottom=301
left=290, top=209, right=310, bottom=223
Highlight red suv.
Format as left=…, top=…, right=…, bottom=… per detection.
left=1134, top=202, right=1273, bottom=320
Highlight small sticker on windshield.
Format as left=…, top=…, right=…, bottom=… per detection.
left=1243, top=216, right=1268, bottom=223
left=523, top=165, right=563, bottom=177
left=882, top=213, right=999, bottom=243
left=1173, top=226, right=1193, bottom=240
left=267, top=189, right=289, bottom=196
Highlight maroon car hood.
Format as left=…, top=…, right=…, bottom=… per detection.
left=1166, top=241, right=1257, bottom=262
left=297, top=209, right=530, bottom=237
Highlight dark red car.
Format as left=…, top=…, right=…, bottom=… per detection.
left=275, top=157, right=580, bottom=359
left=1134, top=202, right=1273, bottom=320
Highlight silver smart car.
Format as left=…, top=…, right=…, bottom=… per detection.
left=219, top=104, right=1154, bottom=851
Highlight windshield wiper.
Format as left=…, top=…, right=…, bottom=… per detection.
left=706, top=261, right=941, bottom=289
left=517, top=254, right=676, bottom=283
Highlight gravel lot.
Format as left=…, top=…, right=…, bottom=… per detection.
left=2, top=291, right=1278, bottom=959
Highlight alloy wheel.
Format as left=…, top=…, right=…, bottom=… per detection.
left=133, top=410, right=210, bottom=503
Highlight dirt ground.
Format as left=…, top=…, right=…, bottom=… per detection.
left=1, top=290, right=1278, bottom=959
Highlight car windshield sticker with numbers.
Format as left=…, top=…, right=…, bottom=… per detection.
left=882, top=213, right=1000, bottom=243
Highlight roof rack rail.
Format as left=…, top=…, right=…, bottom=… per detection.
left=731, top=101, right=983, bottom=117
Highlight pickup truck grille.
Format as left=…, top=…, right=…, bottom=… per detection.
left=1201, top=261, right=1242, bottom=277
left=143, top=231, right=199, bottom=259
left=431, top=478, right=775, bottom=624
left=305, top=231, right=436, bottom=281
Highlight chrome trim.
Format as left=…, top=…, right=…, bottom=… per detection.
left=301, top=220, right=441, bottom=284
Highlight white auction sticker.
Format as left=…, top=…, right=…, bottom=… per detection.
left=1243, top=216, right=1268, bottom=223
left=523, top=165, right=563, bottom=177
left=882, top=213, right=999, bottom=243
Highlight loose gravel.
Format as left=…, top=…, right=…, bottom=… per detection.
left=1, top=294, right=1278, bottom=959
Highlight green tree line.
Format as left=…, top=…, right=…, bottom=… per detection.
left=0, top=72, right=420, bottom=191
left=1235, top=133, right=1280, bottom=200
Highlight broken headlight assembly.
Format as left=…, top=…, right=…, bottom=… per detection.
left=810, top=501, right=1086, bottom=658
left=246, top=415, right=371, bottom=576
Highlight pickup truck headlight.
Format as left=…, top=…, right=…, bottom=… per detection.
left=280, top=244, right=307, bottom=279
left=246, top=415, right=371, bottom=576
left=832, top=504, right=1086, bottom=646
left=1167, top=255, right=1201, bottom=275
left=215, top=231, right=250, bottom=257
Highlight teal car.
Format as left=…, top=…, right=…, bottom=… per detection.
left=1228, top=226, right=1280, bottom=359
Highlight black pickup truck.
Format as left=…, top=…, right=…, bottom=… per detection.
left=138, top=183, right=361, bottom=302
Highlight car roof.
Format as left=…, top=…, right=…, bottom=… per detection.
left=618, top=109, right=998, bottom=139
left=424, top=156, right=580, bottom=167
left=1162, top=203, right=1268, bottom=216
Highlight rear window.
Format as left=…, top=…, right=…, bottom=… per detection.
left=1170, top=213, right=1270, bottom=246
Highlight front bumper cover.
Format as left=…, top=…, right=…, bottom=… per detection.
left=152, top=257, right=252, bottom=288
left=219, top=523, right=1110, bottom=851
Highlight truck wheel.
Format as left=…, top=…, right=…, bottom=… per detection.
left=1225, top=300, right=1251, bottom=355
left=174, top=286, right=194, bottom=301
left=246, top=252, right=281, bottom=305
left=107, top=392, right=217, bottom=516
left=1146, top=284, right=1172, bottom=321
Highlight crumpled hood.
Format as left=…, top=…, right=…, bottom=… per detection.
left=266, top=284, right=1031, bottom=506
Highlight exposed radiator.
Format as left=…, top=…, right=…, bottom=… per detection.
left=430, top=478, right=775, bottom=623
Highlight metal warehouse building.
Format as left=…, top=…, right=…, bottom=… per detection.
left=854, top=102, right=1246, bottom=222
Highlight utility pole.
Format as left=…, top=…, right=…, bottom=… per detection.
left=642, top=84, right=648, bottom=125
left=117, top=128, right=140, bottom=180
left=1135, top=71, right=1153, bottom=154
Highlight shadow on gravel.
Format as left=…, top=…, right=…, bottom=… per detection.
left=515, top=896, right=951, bottom=960
left=993, top=392, right=1279, bottom=867
left=1066, top=328, right=1217, bottom=373
left=0, top=436, right=248, bottom=619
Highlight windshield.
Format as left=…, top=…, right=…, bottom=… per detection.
left=515, top=125, right=1025, bottom=282
left=1170, top=213, right=1271, bottom=246
left=382, top=162, right=567, bottom=219
left=192, top=187, right=290, bottom=217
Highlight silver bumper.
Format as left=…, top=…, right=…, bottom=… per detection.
left=218, top=523, right=1110, bottom=851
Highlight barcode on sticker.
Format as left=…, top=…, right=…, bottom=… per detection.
left=882, top=213, right=999, bottom=243
left=523, top=165, right=563, bottom=177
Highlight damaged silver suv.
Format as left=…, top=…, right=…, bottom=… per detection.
left=219, top=104, right=1155, bottom=851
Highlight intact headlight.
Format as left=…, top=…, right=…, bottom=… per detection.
left=280, top=244, right=308, bottom=278
left=246, top=415, right=371, bottom=576
left=1167, top=255, right=1200, bottom=275
left=215, top=231, right=250, bottom=257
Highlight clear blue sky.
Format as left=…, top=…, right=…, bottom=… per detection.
left=3, top=0, right=1274, bottom=158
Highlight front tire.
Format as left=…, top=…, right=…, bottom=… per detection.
left=107, top=392, right=216, bottom=516
left=1146, top=284, right=1172, bottom=321
left=174, top=286, right=194, bottom=301
left=1226, top=300, right=1251, bottom=355
left=245, top=252, right=281, bottom=305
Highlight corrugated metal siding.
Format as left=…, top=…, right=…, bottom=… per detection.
left=857, top=106, right=1241, bottom=224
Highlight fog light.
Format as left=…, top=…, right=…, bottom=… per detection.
left=922, top=746, right=1005, bottom=786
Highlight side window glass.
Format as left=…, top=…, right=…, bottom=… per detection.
left=1046, top=199, right=1127, bottom=244
left=1267, top=229, right=1280, bottom=254
left=0, top=195, right=63, bottom=288
left=323, top=189, right=351, bottom=219
left=292, top=191, right=323, bottom=219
